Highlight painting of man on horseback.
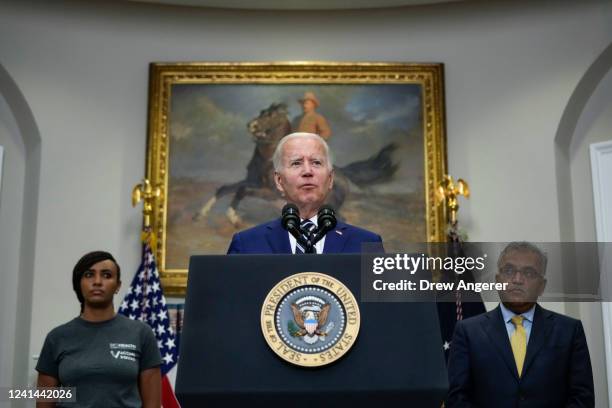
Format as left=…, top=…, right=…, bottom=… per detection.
left=165, top=83, right=426, bottom=266
left=193, top=100, right=398, bottom=226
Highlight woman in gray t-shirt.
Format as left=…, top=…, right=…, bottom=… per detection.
left=36, top=251, right=162, bottom=408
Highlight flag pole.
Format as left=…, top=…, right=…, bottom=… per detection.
left=436, top=175, right=475, bottom=408
left=127, top=179, right=181, bottom=408
left=436, top=174, right=470, bottom=236
left=435, top=174, right=486, bottom=353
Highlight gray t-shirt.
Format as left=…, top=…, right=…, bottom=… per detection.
left=36, top=314, right=162, bottom=408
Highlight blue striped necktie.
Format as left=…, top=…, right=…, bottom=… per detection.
left=295, top=219, right=317, bottom=254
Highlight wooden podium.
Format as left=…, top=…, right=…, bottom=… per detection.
left=176, top=254, right=448, bottom=407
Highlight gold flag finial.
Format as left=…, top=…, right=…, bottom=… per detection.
left=131, top=179, right=162, bottom=229
left=436, top=175, right=470, bottom=225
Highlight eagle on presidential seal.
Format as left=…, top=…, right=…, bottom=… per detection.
left=288, top=296, right=335, bottom=345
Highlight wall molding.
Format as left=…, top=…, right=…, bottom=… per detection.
left=590, top=139, right=612, bottom=407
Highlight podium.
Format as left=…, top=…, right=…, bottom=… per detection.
left=176, top=254, right=448, bottom=407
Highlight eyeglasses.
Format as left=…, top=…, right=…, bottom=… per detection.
left=498, top=264, right=542, bottom=280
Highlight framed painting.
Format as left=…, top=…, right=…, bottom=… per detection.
left=145, top=62, right=448, bottom=295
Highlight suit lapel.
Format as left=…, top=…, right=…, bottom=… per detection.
left=481, top=307, right=520, bottom=380
left=522, top=304, right=554, bottom=377
left=265, top=219, right=291, bottom=254
left=322, top=222, right=349, bottom=253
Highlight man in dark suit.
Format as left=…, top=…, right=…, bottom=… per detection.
left=447, top=241, right=594, bottom=408
left=227, top=132, right=382, bottom=254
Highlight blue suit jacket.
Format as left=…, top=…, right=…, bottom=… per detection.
left=447, top=304, right=594, bottom=408
left=227, top=218, right=382, bottom=254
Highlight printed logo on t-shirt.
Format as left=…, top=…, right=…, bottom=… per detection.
left=109, top=343, right=137, bottom=362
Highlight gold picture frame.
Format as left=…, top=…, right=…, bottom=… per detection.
left=145, top=62, right=448, bottom=296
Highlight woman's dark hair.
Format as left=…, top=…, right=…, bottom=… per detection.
left=72, top=251, right=121, bottom=309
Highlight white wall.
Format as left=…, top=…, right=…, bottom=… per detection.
left=0, top=0, right=610, bottom=404
left=0, top=92, right=25, bottom=397
left=571, top=70, right=612, bottom=242
left=591, top=140, right=612, bottom=407
left=568, top=65, right=612, bottom=408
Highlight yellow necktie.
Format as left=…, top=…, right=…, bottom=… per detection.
left=510, top=315, right=527, bottom=377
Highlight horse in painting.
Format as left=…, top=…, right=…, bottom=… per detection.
left=194, top=103, right=398, bottom=226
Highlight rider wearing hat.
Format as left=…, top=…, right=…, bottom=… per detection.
left=294, top=91, right=332, bottom=140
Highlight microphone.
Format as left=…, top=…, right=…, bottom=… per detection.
left=317, top=205, right=337, bottom=232
left=310, top=205, right=337, bottom=246
left=281, top=203, right=300, bottom=232
left=281, top=204, right=313, bottom=252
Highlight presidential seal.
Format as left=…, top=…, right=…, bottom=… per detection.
left=260, top=272, right=360, bottom=367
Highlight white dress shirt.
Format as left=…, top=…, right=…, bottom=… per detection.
left=288, top=215, right=326, bottom=254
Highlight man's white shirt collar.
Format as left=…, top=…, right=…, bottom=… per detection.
left=288, top=214, right=326, bottom=254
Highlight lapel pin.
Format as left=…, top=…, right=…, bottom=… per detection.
left=335, top=230, right=343, bottom=235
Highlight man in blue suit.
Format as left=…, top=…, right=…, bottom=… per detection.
left=447, top=242, right=594, bottom=407
left=227, top=132, right=382, bottom=254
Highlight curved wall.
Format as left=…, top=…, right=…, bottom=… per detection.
left=0, top=62, right=41, bottom=396
left=0, top=0, right=610, bottom=403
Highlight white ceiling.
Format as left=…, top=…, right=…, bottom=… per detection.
left=127, top=0, right=464, bottom=11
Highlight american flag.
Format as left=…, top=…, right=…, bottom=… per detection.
left=119, top=238, right=181, bottom=408
left=437, top=222, right=486, bottom=362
